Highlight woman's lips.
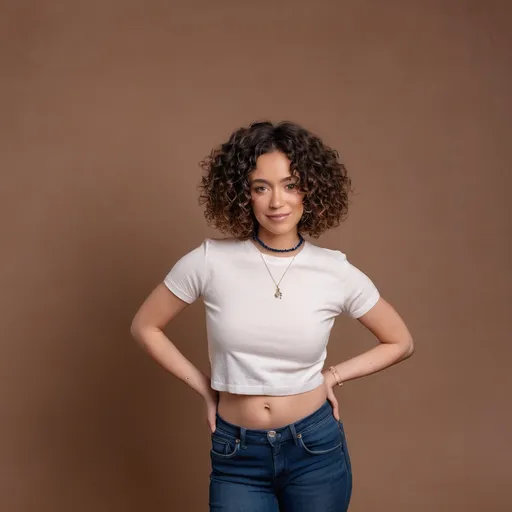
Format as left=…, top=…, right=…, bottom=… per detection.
left=266, top=213, right=291, bottom=221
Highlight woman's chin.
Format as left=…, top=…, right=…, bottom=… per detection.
left=259, top=222, right=297, bottom=237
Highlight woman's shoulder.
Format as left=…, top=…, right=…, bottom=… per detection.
left=170, top=237, right=246, bottom=269
left=306, top=241, right=348, bottom=263
left=202, top=236, right=248, bottom=255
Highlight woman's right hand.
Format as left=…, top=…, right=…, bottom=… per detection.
left=204, top=386, right=219, bottom=433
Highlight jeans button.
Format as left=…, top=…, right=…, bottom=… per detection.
left=268, top=430, right=276, bottom=438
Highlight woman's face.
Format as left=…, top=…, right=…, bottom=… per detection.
left=249, top=151, right=304, bottom=237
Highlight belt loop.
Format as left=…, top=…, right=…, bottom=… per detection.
left=240, top=427, right=247, bottom=449
left=289, top=423, right=299, bottom=445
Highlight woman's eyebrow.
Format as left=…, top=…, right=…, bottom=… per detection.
left=250, top=177, right=295, bottom=184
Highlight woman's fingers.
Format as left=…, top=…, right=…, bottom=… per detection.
left=327, top=388, right=340, bottom=421
left=206, top=401, right=217, bottom=433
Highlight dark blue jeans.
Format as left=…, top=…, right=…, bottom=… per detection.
left=209, top=400, right=352, bottom=511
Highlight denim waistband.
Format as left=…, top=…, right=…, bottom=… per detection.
left=214, top=400, right=334, bottom=446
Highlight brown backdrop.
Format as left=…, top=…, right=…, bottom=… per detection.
left=2, top=1, right=511, bottom=510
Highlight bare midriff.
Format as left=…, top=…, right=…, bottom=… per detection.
left=217, top=383, right=327, bottom=430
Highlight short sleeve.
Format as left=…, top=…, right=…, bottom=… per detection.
left=163, top=240, right=209, bottom=303
left=337, top=252, right=380, bottom=318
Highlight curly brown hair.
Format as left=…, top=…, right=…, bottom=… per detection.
left=198, top=120, right=352, bottom=239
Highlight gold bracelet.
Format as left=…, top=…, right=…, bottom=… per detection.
left=328, top=366, right=344, bottom=387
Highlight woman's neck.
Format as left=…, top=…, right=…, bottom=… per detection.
left=255, top=228, right=301, bottom=251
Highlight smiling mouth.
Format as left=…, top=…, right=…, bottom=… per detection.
left=267, top=213, right=290, bottom=219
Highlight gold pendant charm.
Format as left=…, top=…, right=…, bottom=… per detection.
left=274, top=287, right=282, bottom=299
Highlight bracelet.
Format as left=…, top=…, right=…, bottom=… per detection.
left=328, top=366, right=344, bottom=387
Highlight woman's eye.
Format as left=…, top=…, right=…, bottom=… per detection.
left=286, top=183, right=297, bottom=190
left=254, top=186, right=266, bottom=193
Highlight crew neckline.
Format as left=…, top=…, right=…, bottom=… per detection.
left=245, top=238, right=309, bottom=263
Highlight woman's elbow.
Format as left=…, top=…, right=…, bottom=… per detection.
left=130, top=319, right=155, bottom=346
left=401, top=337, right=415, bottom=359
left=130, top=320, right=144, bottom=346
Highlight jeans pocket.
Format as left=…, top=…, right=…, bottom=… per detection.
left=211, top=429, right=240, bottom=459
left=298, top=414, right=343, bottom=455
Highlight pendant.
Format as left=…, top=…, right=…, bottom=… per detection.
left=274, top=286, right=283, bottom=299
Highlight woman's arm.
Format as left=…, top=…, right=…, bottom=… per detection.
left=330, top=297, right=414, bottom=383
left=130, top=284, right=218, bottom=431
left=323, top=297, right=414, bottom=418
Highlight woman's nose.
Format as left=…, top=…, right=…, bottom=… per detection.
left=270, top=194, right=283, bottom=208
left=270, top=190, right=284, bottom=209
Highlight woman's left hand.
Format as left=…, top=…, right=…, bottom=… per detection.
left=322, top=370, right=340, bottom=421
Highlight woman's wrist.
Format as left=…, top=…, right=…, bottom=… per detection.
left=326, top=366, right=344, bottom=388
left=194, top=372, right=213, bottom=400
left=323, top=369, right=337, bottom=389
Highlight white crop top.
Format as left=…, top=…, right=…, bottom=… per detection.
left=163, top=238, right=380, bottom=396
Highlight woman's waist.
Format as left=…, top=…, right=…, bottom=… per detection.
left=217, top=384, right=327, bottom=430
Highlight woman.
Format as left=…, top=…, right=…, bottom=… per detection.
left=130, top=121, right=414, bottom=511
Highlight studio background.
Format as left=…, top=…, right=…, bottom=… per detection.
left=1, top=1, right=511, bottom=510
